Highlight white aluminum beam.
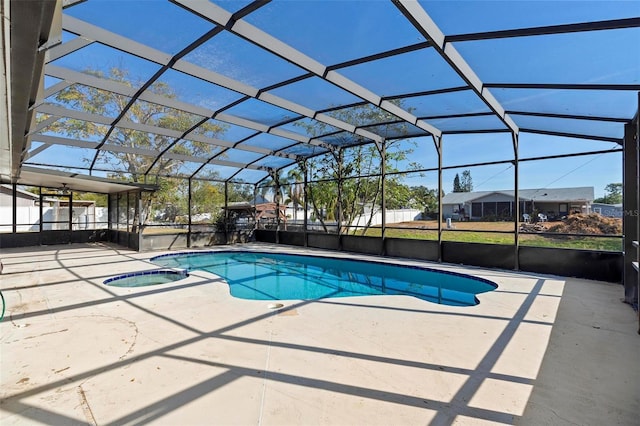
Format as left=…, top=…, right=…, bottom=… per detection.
left=56, top=16, right=370, bottom=141
left=269, top=127, right=311, bottom=144
left=175, top=0, right=233, bottom=27
left=258, top=92, right=316, bottom=118
left=51, top=12, right=384, bottom=167
left=173, top=59, right=258, bottom=98
left=394, top=0, right=519, bottom=135
left=62, top=15, right=172, bottom=65
left=173, top=62, right=371, bottom=139
left=163, top=152, right=208, bottom=164
left=24, top=143, right=51, bottom=161
left=355, top=128, right=384, bottom=143
left=45, top=36, right=92, bottom=63
left=46, top=64, right=353, bottom=153
left=115, top=120, right=184, bottom=139
left=314, top=113, right=356, bottom=134
left=215, top=112, right=269, bottom=133
left=37, top=102, right=113, bottom=125
left=57, top=13, right=381, bottom=152
left=46, top=65, right=214, bottom=118
left=46, top=65, right=138, bottom=97
left=101, top=143, right=266, bottom=171
left=174, top=0, right=440, bottom=139
left=41, top=67, right=309, bottom=151
left=101, top=143, right=161, bottom=157
left=31, top=133, right=98, bottom=149
left=184, top=133, right=298, bottom=159
left=42, top=80, right=72, bottom=100
left=26, top=115, right=59, bottom=136
left=232, top=19, right=327, bottom=77
left=324, top=70, right=381, bottom=106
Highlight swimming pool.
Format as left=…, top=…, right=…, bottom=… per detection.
left=151, top=251, right=497, bottom=306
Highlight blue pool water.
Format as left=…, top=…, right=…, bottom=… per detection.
left=150, top=251, right=497, bottom=306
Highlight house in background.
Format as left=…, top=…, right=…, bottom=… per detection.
left=442, top=187, right=594, bottom=221
left=0, top=185, right=48, bottom=207
left=591, top=203, right=623, bottom=218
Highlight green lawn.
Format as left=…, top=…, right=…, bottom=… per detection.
left=142, top=222, right=622, bottom=251
left=359, top=226, right=622, bottom=251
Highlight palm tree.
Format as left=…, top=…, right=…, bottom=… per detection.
left=286, top=167, right=304, bottom=222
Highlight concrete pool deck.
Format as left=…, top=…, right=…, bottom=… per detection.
left=1, top=243, right=638, bottom=425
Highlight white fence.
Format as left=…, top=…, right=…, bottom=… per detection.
left=350, top=209, right=422, bottom=228
left=0, top=206, right=108, bottom=232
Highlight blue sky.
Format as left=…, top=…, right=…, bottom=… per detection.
left=34, top=1, right=638, bottom=196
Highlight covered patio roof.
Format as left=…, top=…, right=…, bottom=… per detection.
left=3, top=0, right=639, bottom=191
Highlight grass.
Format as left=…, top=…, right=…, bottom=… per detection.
left=358, top=220, right=622, bottom=251
left=142, top=226, right=188, bottom=235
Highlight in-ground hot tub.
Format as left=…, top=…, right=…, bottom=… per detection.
left=104, top=269, right=188, bottom=288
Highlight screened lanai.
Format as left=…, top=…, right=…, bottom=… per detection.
left=2, top=1, right=639, bottom=308
left=2, top=2, right=640, bottom=425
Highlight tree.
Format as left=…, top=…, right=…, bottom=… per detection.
left=190, top=180, right=224, bottom=218
left=295, top=102, right=421, bottom=233
left=227, top=183, right=254, bottom=203
left=460, top=170, right=473, bottom=192
left=72, top=192, right=108, bottom=207
left=453, top=173, right=462, bottom=192
left=286, top=167, right=304, bottom=222
left=384, top=180, right=412, bottom=209
left=49, top=67, right=227, bottom=224
left=408, top=185, right=438, bottom=215
left=594, top=183, right=622, bottom=204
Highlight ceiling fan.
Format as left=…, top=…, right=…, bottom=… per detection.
left=61, top=183, right=71, bottom=194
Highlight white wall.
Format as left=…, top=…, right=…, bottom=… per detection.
left=0, top=206, right=108, bottom=232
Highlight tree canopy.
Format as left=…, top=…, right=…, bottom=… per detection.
left=453, top=170, right=473, bottom=193
left=47, top=67, right=232, bottom=225
left=594, top=183, right=622, bottom=204
left=288, top=103, right=426, bottom=232
left=50, top=68, right=226, bottom=180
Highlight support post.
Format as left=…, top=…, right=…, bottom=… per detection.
left=303, top=160, right=309, bottom=247
left=224, top=181, right=229, bottom=244
left=336, top=149, right=343, bottom=250
left=11, top=183, right=17, bottom=233
left=274, top=171, right=280, bottom=244
left=39, top=187, right=43, bottom=234
left=187, top=178, right=192, bottom=248
left=636, top=92, right=640, bottom=334
left=107, top=193, right=112, bottom=233
left=623, top=120, right=638, bottom=307
left=512, top=132, right=520, bottom=270
left=137, top=193, right=143, bottom=251
left=126, top=191, right=132, bottom=248
left=253, top=184, right=258, bottom=234
left=68, top=190, right=73, bottom=240
left=380, top=140, right=386, bottom=255
left=435, top=135, right=443, bottom=262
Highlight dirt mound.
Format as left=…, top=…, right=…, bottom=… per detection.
left=547, top=213, right=621, bottom=235
left=519, top=222, right=548, bottom=233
